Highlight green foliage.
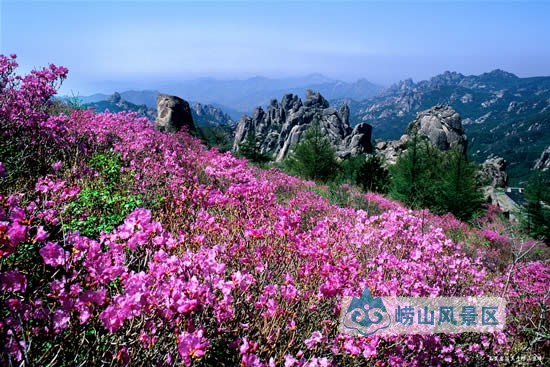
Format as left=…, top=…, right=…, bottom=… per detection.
left=390, top=131, right=483, bottom=220
left=64, top=151, right=142, bottom=238
left=48, top=96, right=88, bottom=117
left=309, top=183, right=375, bottom=212
left=389, top=130, right=441, bottom=208
left=238, top=129, right=271, bottom=164
left=436, top=148, right=484, bottom=220
left=521, top=171, right=550, bottom=243
left=336, top=155, right=364, bottom=184
left=356, top=154, right=390, bottom=193
left=89, top=151, right=122, bottom=183
left=284, top=121, right=339, bottom=182
left=336, top=154, right=390, bottom=193
left=199, top=126, right=233, bottom=152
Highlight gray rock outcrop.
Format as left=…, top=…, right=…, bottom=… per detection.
left=534, top=146, right=550, bottom=171
left=376, top=105, right=468, bottom=165
left=375, top=136, right=409, bottom=165
left=480, top=156, right=508, bottom=188
left=155, top=94, right=196, bottom=133
left=232, top=90, right=372, bottom=161
left=406, top=105, right=467, bottom=153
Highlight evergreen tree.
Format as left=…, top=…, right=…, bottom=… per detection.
left=522, top=172, right=550, bottom=243
left=355, top=154, right=390, bottom=193
left=285, top=121, right=339, bottom=182
left=437, top=148, right=484, bottom=220
left=389, top=129, right=439, bottom=208
left=389, top=131, right=482, bottom=220
left=238, top=129, right=270, bottom=164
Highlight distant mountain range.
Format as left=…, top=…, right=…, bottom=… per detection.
left=334, top=70, right=550, bottom=183
left=70, top=74, right=384, bottom=116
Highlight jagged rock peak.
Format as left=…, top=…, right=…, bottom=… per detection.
left=407, top=105, right=467, bottom=153
left=108, top=92, right=122, bottom=104
left=155, top=94, right=196, bottom=133
left=304, top=89, right=329, bottom=109
left=232, top=90, right=372, bottom=161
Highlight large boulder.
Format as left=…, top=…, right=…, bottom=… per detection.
left=480, top=156, right=508, bottom=188
left=342, top=123, right=373, bottom=158
left=155, top=94, right=196, bottom=133
left=407, top=105, right=467, bottom=153
left=376, top=105, right=468, bottom=166
left=233, top=90, right=372, bottom=161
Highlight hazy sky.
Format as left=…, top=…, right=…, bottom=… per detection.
left=2, top=0, right=550, bottom=95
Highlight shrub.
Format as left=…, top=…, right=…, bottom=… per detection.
left=284, top=121, right=339, bottom=182
left=63, top=151, right=142, bottom=238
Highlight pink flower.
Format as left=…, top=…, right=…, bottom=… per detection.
left=52, top=161, right=63, bottom=172
left=177, top=329, right=209, bottom=366
left=116, top=347, right=130, bottom=365
left=7, top=221, right=27, bottom=246
left=304, top=331, right=324, bottom=350
left=34, top=226, right=48, bottom=242
left=0, top=162, right=5, bottom=177
left=39, top=242, right=68, bottom=267
left=53, top=309, right=70, bottom=333
left=0, top=270, right=27, bottom=292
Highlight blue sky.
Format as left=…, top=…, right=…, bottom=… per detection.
left=1, top=0, right=549, bottom=94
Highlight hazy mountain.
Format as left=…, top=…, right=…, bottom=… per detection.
left=338, top=70, right=550, bottom=184
left=86, top=92, right=156, bottom=120
left=68, top=74, right=383, bottom=114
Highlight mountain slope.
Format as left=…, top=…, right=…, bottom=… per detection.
left=345, top=70, right=550, bottom=183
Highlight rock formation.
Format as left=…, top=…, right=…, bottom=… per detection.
left=376, top=105, right=467, bottom=164
left=375, top=136, right=409, bottom=165
left=155, top=94, right=196, bottom=133
left=406, top=105, right=467, bottom=153
left=232, top=90, right=372, bottom=161
left=534, top=146, right=550, bottom=171
left=479, top=156, right=508, bottom=188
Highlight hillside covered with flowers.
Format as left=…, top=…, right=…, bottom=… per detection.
left=1, top=55, right=549, bottom=366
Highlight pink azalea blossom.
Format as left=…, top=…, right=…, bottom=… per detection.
left=0, top=270, right=27, bottom=292
left=39, top=242, right=68, bottom=267
left=177, top=329, right=209, bottom=366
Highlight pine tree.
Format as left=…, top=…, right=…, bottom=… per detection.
left=355, top=154, right=390, bottom=193
left=239, top=129, right=270, bottom=164
left=437, top=148, right=484, bottom=220
left=389, top=131, right=482, bottom=220
left=522, top=172, right=550, bottom=243
left=389, top=129, right=438, bottom=208
left=285, top=120, right=338, bottom=182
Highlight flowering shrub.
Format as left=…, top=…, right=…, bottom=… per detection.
left=1, top=55, right=549, bottom=366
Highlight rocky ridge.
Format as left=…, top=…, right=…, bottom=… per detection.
left=233, top=90, right=372, bottom=161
